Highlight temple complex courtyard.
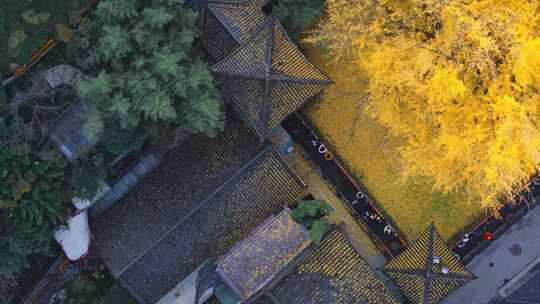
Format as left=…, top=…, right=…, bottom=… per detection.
left=282, top=137, right=387, bottom=268
left=2, top=0, right=539, bottom=303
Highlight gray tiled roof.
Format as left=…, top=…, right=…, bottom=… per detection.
left=262, top=226, right=401, bottom=304
left=200, top=1, right=266, bottom=61
left=383, top=224, right=476, bottom=304
left=217, top=209, right=311, bottom=300
left=210, top=15, right=332, bottom=141
left=92, top=112, right=306, bottom=304
left=187, top=0, right=269, bottom=13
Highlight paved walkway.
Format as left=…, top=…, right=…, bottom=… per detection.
left=282, top=114, right=406, bottom=257
left=444, top=203, right=540, bottom=304
left=284, top=147, right=387, bottom=268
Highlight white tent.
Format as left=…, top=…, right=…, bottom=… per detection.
left=54, top=212, right=91, bottom=261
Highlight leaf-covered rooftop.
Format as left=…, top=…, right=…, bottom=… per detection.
left=92, top=111, right=306, bottom=303
left=384, top=224, right=476, bottom=304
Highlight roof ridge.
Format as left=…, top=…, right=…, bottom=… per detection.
left=207, top=3, right=249, bottom=44
left=270, top=19, right=333, bottom=84
left=206, top=1, right=265, bottom=44
left=262, top=15, right=277, bottom=139
left=210, top=14, right=275, bottom=75
left=267, top=146, right=307, bottom=190
left=210, top=0, right=266, bottom=5
left=270, top=74, right=333, bottom=85
left=246, top=239, right=319, bottom=304
left=384, top=224, right=476, bottom=304
left=115, top=145, right=274, bottom=277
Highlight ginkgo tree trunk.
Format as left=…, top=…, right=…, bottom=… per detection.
left=310, top=0, right=540, bottom=210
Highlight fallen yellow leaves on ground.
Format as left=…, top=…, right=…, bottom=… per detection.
left=308, top=0, right=540, bottom=211
left=304, top=45, right=483, bottom=241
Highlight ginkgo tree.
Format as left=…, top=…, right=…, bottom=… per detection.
left=311, top=0, right=540, bottom=210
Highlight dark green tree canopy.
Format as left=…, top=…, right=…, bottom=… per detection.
left=0, top=150, right=67, bottom=278
left=76, top=0, right=224, bottom=142
left=272, top=0, right=325, bottom=39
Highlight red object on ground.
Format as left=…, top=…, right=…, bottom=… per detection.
left=483, top=231, right=494, bottom=241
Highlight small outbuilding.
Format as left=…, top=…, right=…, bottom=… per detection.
left=49, top=103, right=99, bottom=161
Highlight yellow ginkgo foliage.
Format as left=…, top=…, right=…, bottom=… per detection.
left=310, top=0, right=540, bottom=210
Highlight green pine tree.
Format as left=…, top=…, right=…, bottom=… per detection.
left=272, top=0, right=326, bottom=39
left=75, top=0, right=224, bottom=149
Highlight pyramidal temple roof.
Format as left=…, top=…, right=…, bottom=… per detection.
left=200, top=1, right=266, bottom=61
left=188, top=0, right=269, bottom=14
left=384, top=224, right=476, bottom=304
left=210, top=15, right=332, bottom=141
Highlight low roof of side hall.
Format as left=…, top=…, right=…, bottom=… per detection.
left=261, top=226, right=401, bottom=304
left=210, top=15, right=332, bottom=141
left=92, top=110, right=306, bottom=304
left=216, top=208, right=311, bottom=301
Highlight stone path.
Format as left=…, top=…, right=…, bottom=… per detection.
left=282, top=113, right=406, bottom=258
left=284, top=146, right=387, bottom=268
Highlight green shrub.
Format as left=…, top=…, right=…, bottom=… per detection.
left=0, top=151, right=67, bottom=226
left=67, top=270, right=136, bottom=304
left=291, top=199, right=330, bottom=222
left=100, top=285, right=137, bottom=304
left=291, top=200, right=331, bottom=244
left=0, top=220, right=56, bottom=279
left=99, top=121, right=144, bottom=157
left=68, top=273, right=102, bottom=304
left=71, top=153, right=110, bottom=200
left=309, top=219, right=330, bottom=244
left=0, top=0, right=87, bottom=72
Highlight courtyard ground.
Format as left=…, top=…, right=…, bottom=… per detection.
left=303, top=45, right=483, bottom=241
left=284, top=145, right=387, bottom=268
